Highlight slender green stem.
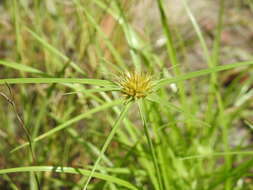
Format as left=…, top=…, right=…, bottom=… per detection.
left=138, top=99, right=164, bottom=190
left=82, top=102, right=132, bottom=190
left=155, top=0, right=186, bottom=113
left=211, top=1, right=232, bottom=189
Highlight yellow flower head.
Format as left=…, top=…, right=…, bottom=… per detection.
left=117, top=71, right=153, bottom=100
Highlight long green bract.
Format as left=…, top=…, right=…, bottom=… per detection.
left=155, top=61, right=253, bottom=90
left=0, top=166, right=138, bottom=190
left=0, top=78, right=115, bottom=87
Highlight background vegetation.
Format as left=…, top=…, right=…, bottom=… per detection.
left=0, top=0, right=253, bottom=189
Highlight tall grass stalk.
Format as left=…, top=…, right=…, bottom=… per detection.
left=82, top=102, right=132, bottom=190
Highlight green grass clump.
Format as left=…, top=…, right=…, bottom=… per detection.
left=0, top=0, right=253, bottom=190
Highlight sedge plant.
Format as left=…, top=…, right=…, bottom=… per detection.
left=1, top=0, right=253, bottom=190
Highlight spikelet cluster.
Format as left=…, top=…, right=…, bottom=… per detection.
left=117, top=71, right=153, bottom=100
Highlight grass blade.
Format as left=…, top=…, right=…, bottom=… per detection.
left=26, top=28, right=85, bottom=75
left=0, top=166, right=138, bottom=190
left=0, top=78, right=115, bottom=87
left=82, top=102, right=132, bottom=190
left=155, top=61, right=253, bottom=90
left=0, top=60, right=44, bottom=74
left=181, top=0, right=211, bottom=63
left=180, top=151, right=253, bottom=160
left=155, top=0, right=179, bottom=69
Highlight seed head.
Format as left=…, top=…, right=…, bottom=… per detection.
left=117, top=71, right=153, bottom=100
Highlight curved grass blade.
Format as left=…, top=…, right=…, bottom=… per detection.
left=10, top=99, right=123, bottom=153
left=0, top=166, right=138, bottom=190
left=82, top=102, right=132, bottom=190
left=155, top=61, right=253, bottom=90
left=0, top=78, right=115, bottom=87
left=0, top=60, right=44, bottom=74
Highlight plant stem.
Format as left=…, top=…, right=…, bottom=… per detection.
left=82, top=102, right=132, bottom=190
left=138, top=99, right=164, bottom=190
